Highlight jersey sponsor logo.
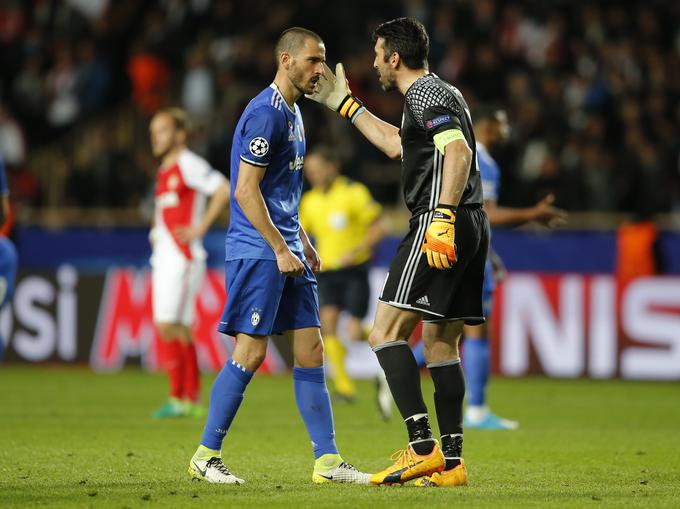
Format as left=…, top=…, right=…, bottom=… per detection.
left=288, top=154, right=304, bottom=172
left=425, top=115, right=451, bottom=130
left=156, top=192, right=179, bottom=208
left=416, top=295, right=430, bottom=306
left=249, top=137, right=269, bottom=157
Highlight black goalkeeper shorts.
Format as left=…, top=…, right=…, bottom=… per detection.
left=379, top=205, right=489, bottom=323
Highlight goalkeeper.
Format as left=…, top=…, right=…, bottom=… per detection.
left=307, top=18, right=487, bottom=487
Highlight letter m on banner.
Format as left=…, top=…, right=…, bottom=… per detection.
left=90, top=268, right=159, bottom=372
left=90, top=268, right=287, bottom=374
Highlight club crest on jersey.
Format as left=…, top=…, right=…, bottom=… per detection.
left=167, top=174, right=179, bottom=190
left=249, top=137, right=269, bottom=157
left=288, top=121, right=295, bottom=141
left=426, top=115, right=451, bottom=130
left=251, top=307, right=262, bottom=326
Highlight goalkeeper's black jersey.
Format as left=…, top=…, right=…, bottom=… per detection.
left=400, top=73, right=483, bottom=217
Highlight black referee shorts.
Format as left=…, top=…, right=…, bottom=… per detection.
left=316, top=263, right=371, bottom=319
left=379, top=205, right=489, bottom=323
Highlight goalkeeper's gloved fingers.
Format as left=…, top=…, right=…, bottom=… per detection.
left=422, top=237, right=457, bottom=269
left=322, top=62, right=337, bottom=86
left=333, top=63, right=365, bottom=123
left=425, top=244, right=452, bottom=270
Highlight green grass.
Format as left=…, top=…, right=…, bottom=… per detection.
left=0, top=367, right=679, bottom=508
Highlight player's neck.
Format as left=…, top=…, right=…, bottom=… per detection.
left=161, top=146, right=184, bottom=168
left=318, top=176, right=337, bottom=193
left=397, top=68, right=429, bottom=95
left=273, top=73, right=300, bottom=109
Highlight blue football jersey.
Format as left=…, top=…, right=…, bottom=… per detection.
left=226, top=84, right=306, bottom=261
left=477, top=142, right=500, bottom=203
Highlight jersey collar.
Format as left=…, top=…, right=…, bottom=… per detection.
left=269, top=83, right=297, bottom=115
left=405, top=72, right=435, bottom=95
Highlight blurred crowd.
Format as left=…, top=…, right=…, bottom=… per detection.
left=0, top=0, right=679, bottom=218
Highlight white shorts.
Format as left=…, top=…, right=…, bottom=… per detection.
left=151, top=253, right=206, bottom=326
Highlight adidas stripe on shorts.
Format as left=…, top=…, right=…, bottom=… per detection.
left=378, top=205, right=489, bottom=323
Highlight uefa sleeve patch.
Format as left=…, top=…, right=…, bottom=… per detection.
left=425, top=115, right=451, bottom=130
left=249, top=137, right=269, bottom=157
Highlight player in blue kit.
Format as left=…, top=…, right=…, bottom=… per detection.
left=187, top=27, right=369, bottom=485
left=463, top=107, right=566, bottom=429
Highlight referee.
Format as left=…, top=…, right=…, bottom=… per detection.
left=300, top=145, right=387, bottom=402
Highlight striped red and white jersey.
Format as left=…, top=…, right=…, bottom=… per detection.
left=153, top=149, right=226, bottom=261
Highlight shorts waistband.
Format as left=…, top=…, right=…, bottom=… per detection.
left=412, top=203, right=483, bottom=221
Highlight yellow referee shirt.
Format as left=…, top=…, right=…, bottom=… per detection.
left=300, top=176, right=382, bottom=271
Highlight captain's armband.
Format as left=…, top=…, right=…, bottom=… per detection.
left=433, top=129, right=466, bottom=155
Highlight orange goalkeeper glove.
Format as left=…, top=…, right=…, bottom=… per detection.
left=421, top=206, right=458, bottom=269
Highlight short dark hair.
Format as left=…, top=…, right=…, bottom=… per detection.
left=275, top=27, right=323, bottom=59
left=307, top=144, right=341, bottom=165
left=372, top=17, right=429, bottom=70
left=472, top=104, right=504, bottom=124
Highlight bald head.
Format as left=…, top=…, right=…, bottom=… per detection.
left=275, top=27, right=323, bottom=63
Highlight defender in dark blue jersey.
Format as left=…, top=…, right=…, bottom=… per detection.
left=187, top=27, right=369, bottom=486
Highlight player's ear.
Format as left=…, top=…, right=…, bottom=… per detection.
left=390, top=52, right=400, bottom=69
left=280, top=51, right=291, bottom=70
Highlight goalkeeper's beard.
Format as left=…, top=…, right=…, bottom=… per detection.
left=377, top=70, right=397, bottom=92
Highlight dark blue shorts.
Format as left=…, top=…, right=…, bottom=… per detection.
left=218, top=258, right=321, bottom=336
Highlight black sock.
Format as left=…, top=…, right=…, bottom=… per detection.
left=428, top=359, right=465, bottom=468
left=405, top=414, right=435, bottom=455
left=374, top=341, right=433, bottom=453
left=441, top=434, right=463, bottom=470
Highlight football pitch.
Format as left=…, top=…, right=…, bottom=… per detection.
left=1, top=367, right=678, bottom=508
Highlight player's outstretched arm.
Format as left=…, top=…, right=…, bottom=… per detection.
left=484, top=193, right=568, bottom=227
left=306, top=63, right=401, bottom=160
left=353, top=111, right=401, bottom=160
left=234, top=161, right=304, bottom=277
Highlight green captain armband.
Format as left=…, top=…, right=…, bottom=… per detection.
left=433, top=129, right=466, bottom=155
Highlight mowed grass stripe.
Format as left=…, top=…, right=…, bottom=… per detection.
left=0, top=366, right=678, bottom=508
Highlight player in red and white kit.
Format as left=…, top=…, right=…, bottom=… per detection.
left=149, top=108, right=230, bottom=418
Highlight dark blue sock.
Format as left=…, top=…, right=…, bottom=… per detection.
left=201, top=358, right=253, bottom=450
left=463, top=338, right=489, bottom=406
left=412, top=340, right=426, bottom=368
left=293, top=367, right=338, bottom=459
